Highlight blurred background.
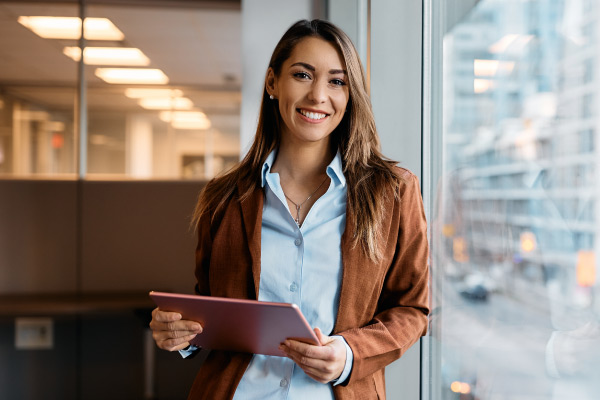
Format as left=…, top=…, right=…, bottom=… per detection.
left=428, top=0, right=600, bottom=399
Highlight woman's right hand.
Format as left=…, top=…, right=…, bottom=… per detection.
left=149, top=307, right=203, bottom=351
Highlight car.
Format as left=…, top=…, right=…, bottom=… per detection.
left=459, top=283, right=489, bottom=301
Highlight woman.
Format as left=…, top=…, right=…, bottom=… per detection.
left=150, top=19, right=429, bottom=400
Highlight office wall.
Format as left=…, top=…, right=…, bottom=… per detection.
left=0, top=180, right=201, bottom=295
left=0, top=180, right=78, bottom=293
left=80, top=181, right=200, bottom=293
left=0, top=180, right=204, bottom=399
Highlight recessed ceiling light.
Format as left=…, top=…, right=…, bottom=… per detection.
left=95, top=68, right=169, bottom=84
left=18, top=16, right=124, bottom=41
left=488, top=34, right=534, bottom=54
left=138, top=97, right=193, bottom=110
left=473, top=79, right=494, bottom=94
left=124, top=88, right=183, bottom=98
left=474, top=59, right=515, bottom=77
left=171, top=120, right=212, bottom=130
left=63, top=47, right=150, bottom=66
left=159, top=111, right=211, bottom=130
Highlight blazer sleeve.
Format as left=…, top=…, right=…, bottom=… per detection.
left=340, top=172, right=430, bottom=384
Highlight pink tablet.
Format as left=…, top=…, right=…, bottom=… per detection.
left=149, top=291, right=320, bottom=357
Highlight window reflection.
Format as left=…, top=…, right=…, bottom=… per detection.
left=434, top=0, right=600, bottom=398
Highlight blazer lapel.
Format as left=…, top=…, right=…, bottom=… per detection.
left=239, top=184, right=264, bottom=299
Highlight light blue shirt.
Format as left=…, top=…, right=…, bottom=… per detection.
left=232, top=149, right=353, bottom=400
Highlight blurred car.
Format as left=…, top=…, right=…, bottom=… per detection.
left=458, top=273, right=491, bottom=301
left=459, top=283, right=488, bottom=301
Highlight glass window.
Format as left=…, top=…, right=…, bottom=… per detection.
left=429, top=0, right=600, bottom=399
left=0, top=1, right=240, bottom=180
left=0, top=1, right=79, bottom=177
left=84, top=4, right=241, bottom=179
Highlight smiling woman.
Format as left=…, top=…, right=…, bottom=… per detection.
left=149, top=19, right=430, bottom=400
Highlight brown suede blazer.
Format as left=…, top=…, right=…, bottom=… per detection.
left=188, top=167, right=429, bottom=400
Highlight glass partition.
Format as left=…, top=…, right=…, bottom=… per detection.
left=0, top=1, right=241, bottom=180
left=84, top=4, right=241, bottom=179
left=0, top=1, right=79, bottom=177
left=428, top=0, right=600, bottom=399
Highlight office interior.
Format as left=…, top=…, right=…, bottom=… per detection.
left=2, top=0, right=599, bottom=399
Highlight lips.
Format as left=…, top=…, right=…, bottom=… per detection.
left=298, top=108, right=328, bottom=121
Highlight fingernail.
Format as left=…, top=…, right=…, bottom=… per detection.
left=192, top=324, right=201, bottom=331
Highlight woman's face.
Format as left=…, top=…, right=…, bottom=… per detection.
left=268, top=37, right=350, bottom=147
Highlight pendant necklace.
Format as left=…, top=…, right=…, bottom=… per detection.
left=283, top=176, right=328, bottom=227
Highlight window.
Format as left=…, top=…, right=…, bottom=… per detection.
left=427, top=0, right=600, bottom=398
left=0, top=1, right=241, bottom=180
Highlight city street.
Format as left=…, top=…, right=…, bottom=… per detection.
left=440, top=281, right=554, bottom=399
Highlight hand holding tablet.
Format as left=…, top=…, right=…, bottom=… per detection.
left=149, top=291, right=320, bottom=357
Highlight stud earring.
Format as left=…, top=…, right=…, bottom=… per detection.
left=269, top=94, right=274, bottom=100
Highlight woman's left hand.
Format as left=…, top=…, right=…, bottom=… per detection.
left=279, top=327, right=347, bottom=384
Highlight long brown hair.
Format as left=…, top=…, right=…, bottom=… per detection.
left=193, top=19, right=401, bottom=262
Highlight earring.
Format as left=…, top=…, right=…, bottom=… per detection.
left=269, top=94, right=274, bottom=100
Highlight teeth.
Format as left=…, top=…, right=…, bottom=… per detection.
left=300, top=109, right=326, bottom=120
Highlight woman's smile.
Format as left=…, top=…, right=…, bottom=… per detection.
left=297, top=108, right=329, bottom=122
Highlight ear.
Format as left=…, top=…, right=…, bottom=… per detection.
left=265, top=67, right=278, bottom=98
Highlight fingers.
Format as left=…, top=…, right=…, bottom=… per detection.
left=149, top=307, right=203, bottom=351
left=314, top=327, right=334, bottom=346
left=280, top=332, right=346, bottom=383
left=282, top=348, right=337, bottom=383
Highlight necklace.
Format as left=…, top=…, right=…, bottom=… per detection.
left=283, top=176, right=328, bottom=226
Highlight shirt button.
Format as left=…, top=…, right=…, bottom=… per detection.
left=280, top=378, right=288, bottom=387
left=289, top=282, right=298, bottom=292
left=294, top=238, right=302, bottom=246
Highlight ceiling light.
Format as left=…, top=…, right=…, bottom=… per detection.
left=171, top=120, right=212, bottom=130
left=474, top=79, right=494, bottom=94
left=18, top=16, right=124, bottom=41
left=488, top=34, right=519, bottom=53
left=138, top=97, right=193, bottom=110
left=63, top=47, right=150, bottom=66
left=489, top=34, right=534, bottom=54
left=159, top=111, right=211, bottom=130
left=474, top=59, right=515, bottom=77
left=124, top=88, right=183, bottom=98
left=474, top=60, right=499, bottom=76
left=95, top=68, right=169, bottom=84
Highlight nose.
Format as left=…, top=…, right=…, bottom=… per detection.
left=308, top=80, right=327, bottom=103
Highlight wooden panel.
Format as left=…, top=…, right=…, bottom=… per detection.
left=81, top=180, right=203, bottom=294
left=0, top=180, right=78, bottom=294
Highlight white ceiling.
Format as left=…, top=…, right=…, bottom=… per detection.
left=0, top=1, right=242, bottom=135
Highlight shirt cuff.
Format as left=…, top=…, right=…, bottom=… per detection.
left=331, top=335, right=353, bottom=385
left=178, top=344, right=200, bottom=359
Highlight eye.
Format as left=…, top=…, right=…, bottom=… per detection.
left=330, top=78, right=346, bottom=86
left=293, top=72, right=311, bottom=80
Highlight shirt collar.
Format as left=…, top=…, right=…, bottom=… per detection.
left=261, top=149, right=346, bottom=188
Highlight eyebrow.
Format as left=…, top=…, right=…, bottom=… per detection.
left=291, top=62, right=347, bottom=75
